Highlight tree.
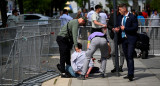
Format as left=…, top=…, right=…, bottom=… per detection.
left=106, top=0, right=113, bottom=13
left=119, top=0, right=129, bottom=5
left=133, top=0, right=139, bottom=11
left=0, top=0, right=7, bottom=27
left=23, top=0, right=67, bottom=16
left=74, top=0, right=88, bottom=8
left=150, top=0, right=160, bottom=12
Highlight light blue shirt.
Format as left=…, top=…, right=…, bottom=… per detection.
left=137, top=15, right=145, bottom=26
left=59, top=14, right=73, bottom=27
left=121, top=12, right=129, bottom=38
left=71, top=50, right=93, bottom=73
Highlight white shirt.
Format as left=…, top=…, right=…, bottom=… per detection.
left=71, top=50, right=93, bottom=73
left=99, top=12, right=108, bottom=24
left=87, top=10, right=95, bottom=22
left=59, top=14, right=73, bottom=27
left=91, top=12, right=101, bottom=28
left=150, top=14, right=159, bottom=26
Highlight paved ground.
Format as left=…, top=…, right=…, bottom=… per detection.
left=139, top=56, right=160, bottom=80
left=71, top=55, right=160, bottom=86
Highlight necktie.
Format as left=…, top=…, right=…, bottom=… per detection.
left=122, top=16, right=126, bottom=38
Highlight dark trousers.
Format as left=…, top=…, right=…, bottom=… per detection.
left=122, top=38, right=135, bottom=76
left=56, top=36, right=71, bottom=73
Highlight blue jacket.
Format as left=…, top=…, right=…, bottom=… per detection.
left=117, top=13, right=138, bottom=44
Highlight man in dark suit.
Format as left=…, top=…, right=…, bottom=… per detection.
left=113, top=4, right=138, bottom=81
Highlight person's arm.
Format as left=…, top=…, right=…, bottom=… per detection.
left=93, top=20, right=106, bottom=27
left=71, top=20, right=80, bottom=52
left=85, top=67, right=92, bottom=78
left=87, top=41, right=90, bottom=49
left=67, top=15, right=73, bottom=21
left=92, top=13, right=106, bottom=27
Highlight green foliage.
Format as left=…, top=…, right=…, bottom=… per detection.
left=106, top=0, right=113, bottom=9
left=150, top=0, right=160, bottom=12
left=74, top=0, right=88, bottom=8
left=23, top=0, right=51, bottom=13
left=23, top=0, right=67, bottom=14
left=118, top=0, right=129, bottom=6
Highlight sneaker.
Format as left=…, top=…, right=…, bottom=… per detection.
left=77, top=75, right=85, bottom=80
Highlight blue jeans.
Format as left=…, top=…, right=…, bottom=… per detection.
left=65, top=65, right=79, bottom=77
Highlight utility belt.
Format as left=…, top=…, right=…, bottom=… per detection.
left=91, top=28, right=102, bottom=33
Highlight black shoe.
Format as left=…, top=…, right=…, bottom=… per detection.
left=77, top=75, right=85, bottom=80
left=57, top=64, right=62, bottom=73
left=123, top=75, right=134, bottom=81
left=129, top=77, right=133, bottom=81
left=100, top=73, right=105, bottom=78
left=119, top=66, right=123, bottom=72
left=61, top=73, right=66, bottom=78
left=111, top=67, right=116, bottom=73
left=123, top=75, right=129, bottom=79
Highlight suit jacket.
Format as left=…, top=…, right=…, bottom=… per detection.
left=117, top=13, right=138, bottom=44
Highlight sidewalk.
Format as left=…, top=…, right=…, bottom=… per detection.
left=42, top=55, right=160, bottom=86
left=71, top=55, right=160, bottom=86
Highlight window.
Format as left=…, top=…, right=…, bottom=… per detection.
left=24, top=15, right=41, bottom=20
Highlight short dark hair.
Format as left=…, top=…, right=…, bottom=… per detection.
left=63, top=9, right=68, bottom=14
left=119, top=3, right=128, bottom=8
left=77, top=43, right=82, bottom=49
left=12, top=9, right=18, bottom=14
left=95, top=5, right=102, bottom=10
left=90, top=7, right=94, bottom=10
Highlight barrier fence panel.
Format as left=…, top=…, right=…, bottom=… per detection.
left=138, top=18, right=160, bottom=55
left=0, top=23, right=57, bottom=85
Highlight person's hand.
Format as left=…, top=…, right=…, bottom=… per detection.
left=112, top=27, right=120, bottom=32
left=75, top=47, right=81, bottom=52
left=102, top=24, right=107, bottom=28
left=85, top=74, right=89, bottom=78
left=120, top=25, right=125, bottom=31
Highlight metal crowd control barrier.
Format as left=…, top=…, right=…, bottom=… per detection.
left=0, top=23, right=60, bottom=86
left=138, top=18, right=160, bottom=56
